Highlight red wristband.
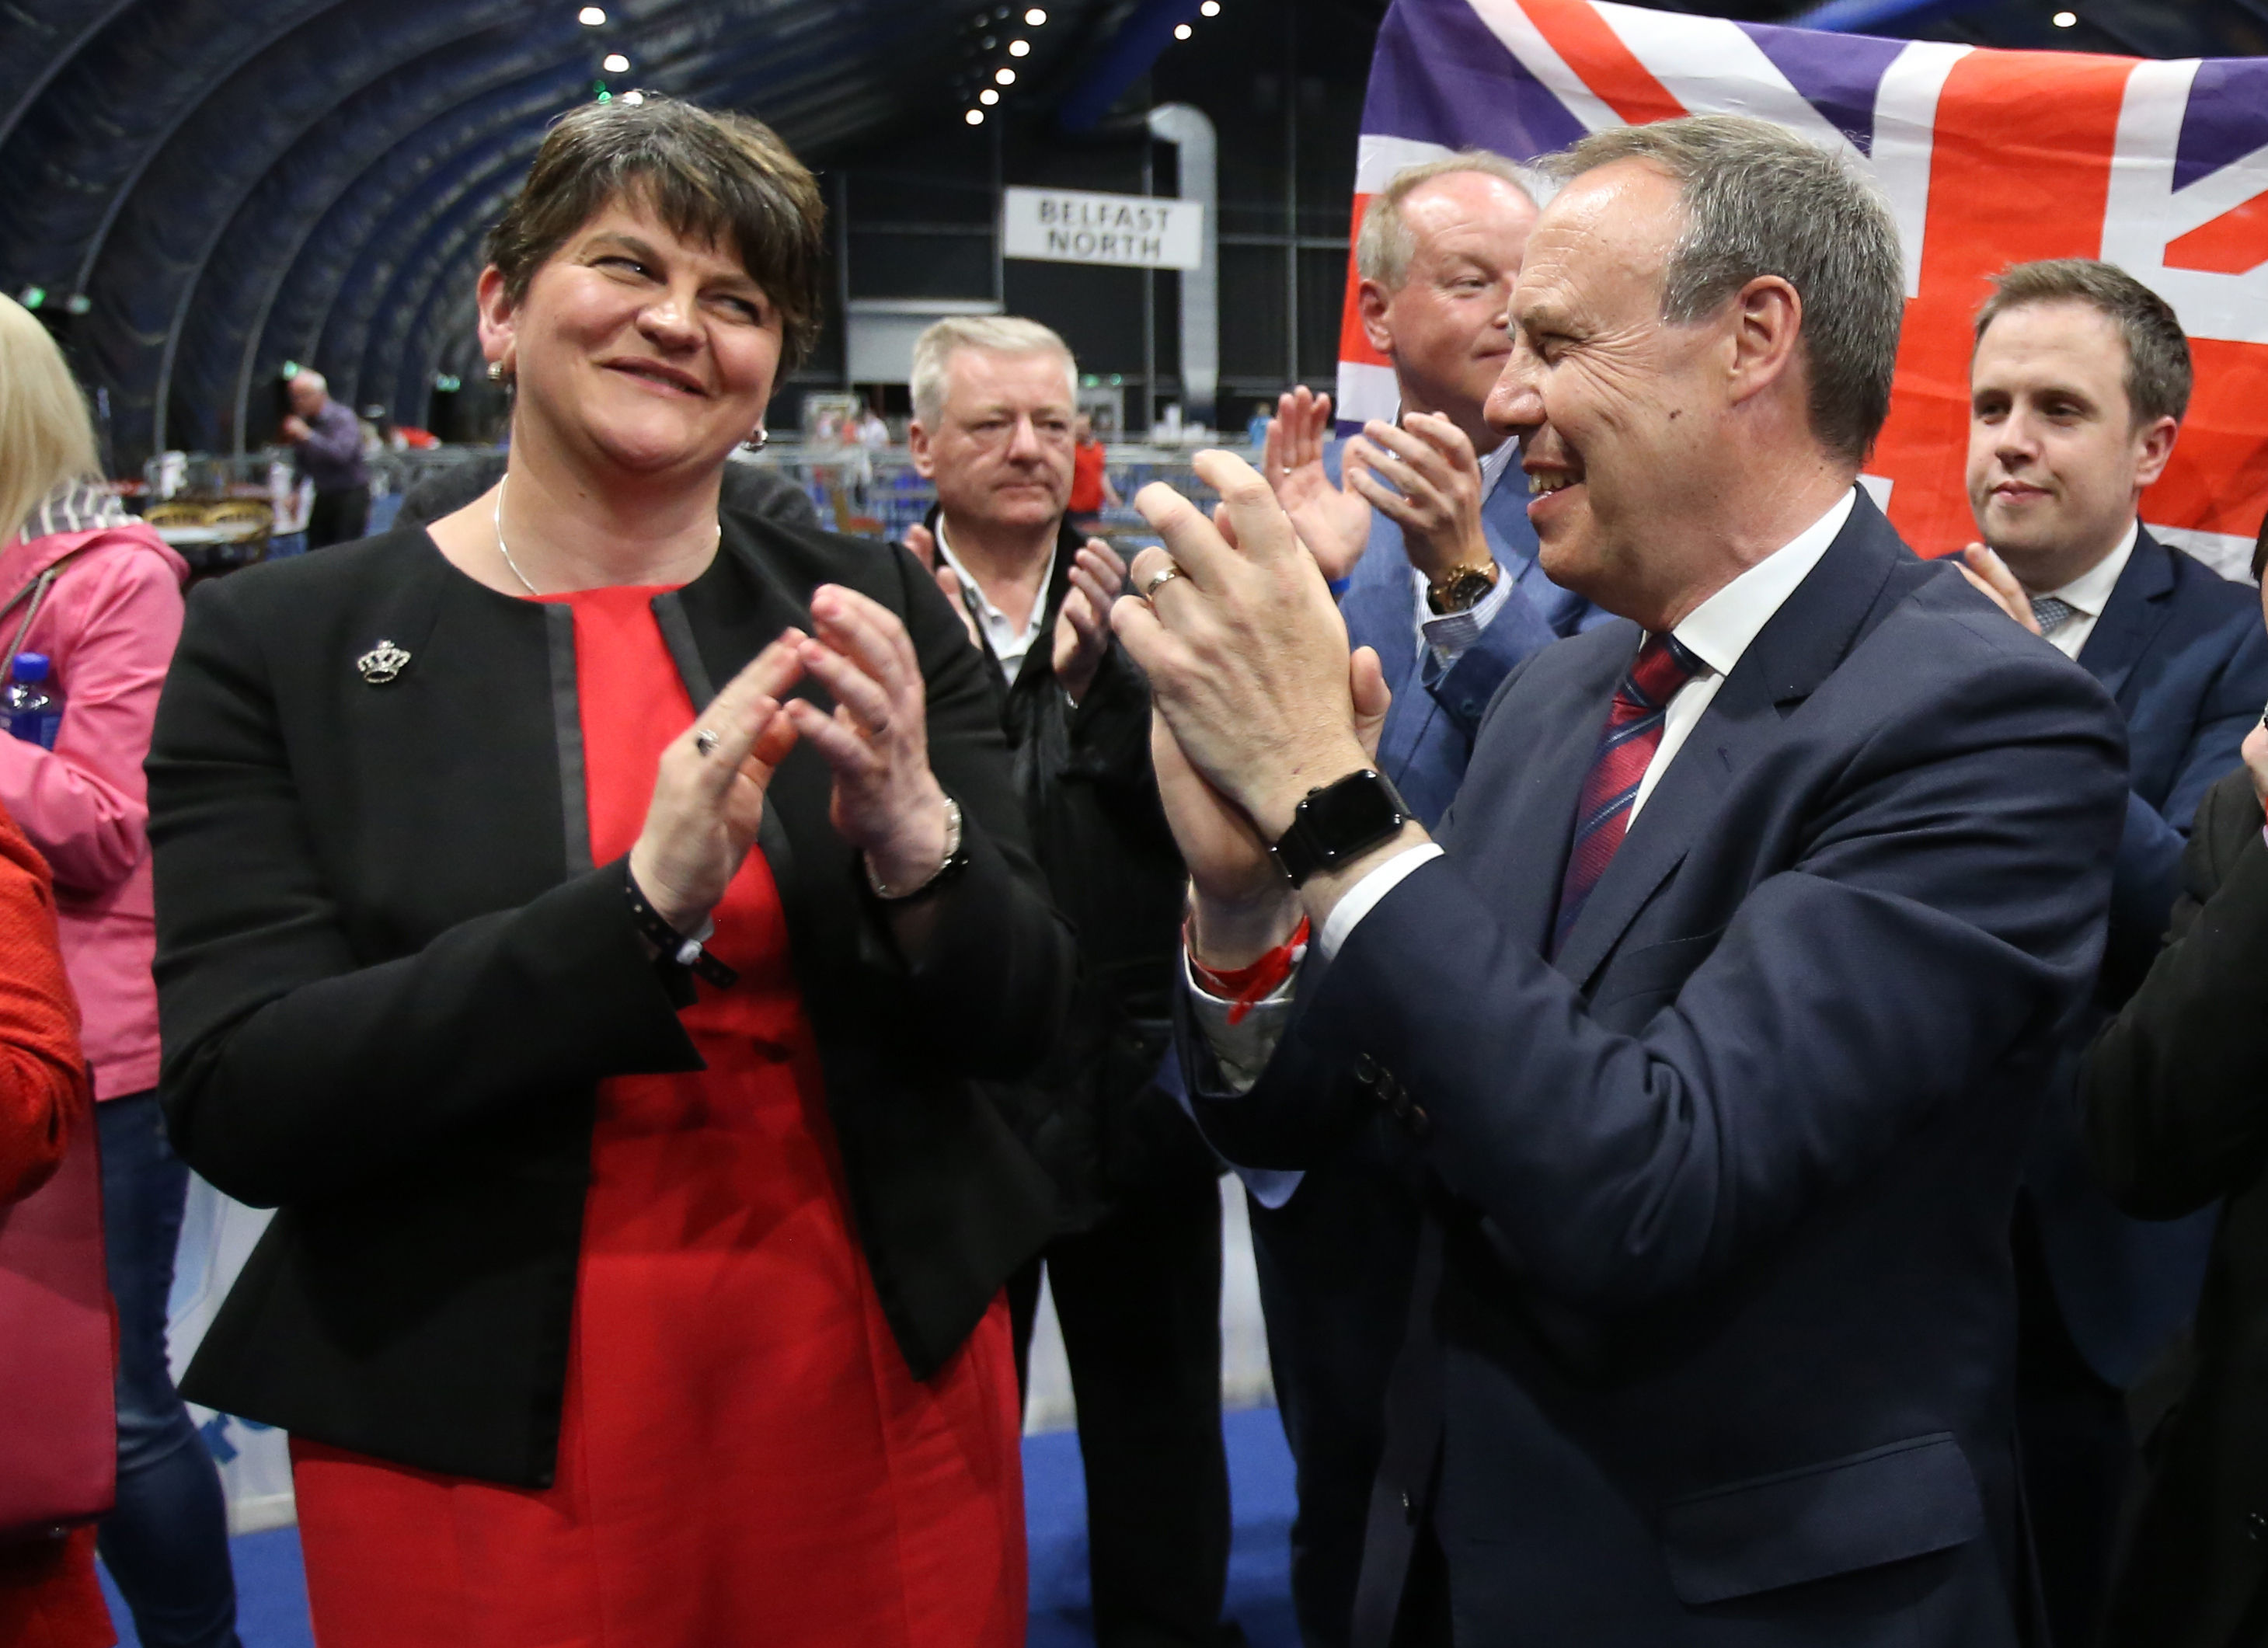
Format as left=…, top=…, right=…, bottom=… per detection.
left=1187, top=916, right=1311, bottom=1026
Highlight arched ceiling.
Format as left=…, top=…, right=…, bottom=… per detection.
left=0, top=0, right=1115, bottom=467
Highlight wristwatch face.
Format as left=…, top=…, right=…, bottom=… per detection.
left=1305, top=772, right=1406, bottom=849
left=1429, top=564, right=1497, bottom=614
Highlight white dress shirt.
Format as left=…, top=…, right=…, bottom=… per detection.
left=2029, top=521, right=2137, bottom=661
left=934, top=517, right=1057, bottom=688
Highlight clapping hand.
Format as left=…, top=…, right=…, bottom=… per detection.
left=1343, top=413, right=1492, bottom=580
left=904, top=522, right=982, bottom=651
left=1955, top=542, right=2043, bottom=636
left=1052, top=538, right=1128, bottom=704
left=1262, top=387, right=1371, bottom=584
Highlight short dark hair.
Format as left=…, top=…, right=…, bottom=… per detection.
left=486, top=97, right=827, bottom=371
left=1974, top=260, right=2191, bottom=428
left=1543, top=115, right=1904, bottom=465
left=2251, top=507, right=2267, bottom=584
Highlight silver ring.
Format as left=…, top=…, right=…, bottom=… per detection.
left=694, top=727, right=721, bottom=758
left=1141, top=564, right=1184, bottom=601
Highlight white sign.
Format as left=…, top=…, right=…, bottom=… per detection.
left=1002, top=187, right=1204, bottom=271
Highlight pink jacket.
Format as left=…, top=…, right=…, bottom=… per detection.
left=0, top=521, right=187, bottom=1101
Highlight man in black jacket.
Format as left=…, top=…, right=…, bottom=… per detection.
left=2084, top=514, right=2268, bottom=1648
left=904, top=314, right=1234, bottom=1648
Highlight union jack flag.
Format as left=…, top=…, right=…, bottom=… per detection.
left=1339, top=0, right=2268, bottom=572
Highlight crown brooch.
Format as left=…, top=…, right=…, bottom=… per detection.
left=357, top=639, right=411, bottom=685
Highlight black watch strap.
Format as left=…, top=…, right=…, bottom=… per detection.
left=1269, top=768, right=1412, bottom=888
left=625, top=870, right=739, bottom=988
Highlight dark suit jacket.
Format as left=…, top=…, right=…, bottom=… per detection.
left=2026, top=528, right=2268, bottom=1386
left=148, top=517, right=1073, bottom=1487
left=1189, top=494, right=2128, bottom=1644
left=1337, top=459, right=1609, bottom=830
left=2085, top=767, right=2268, bottom=1648
left=927, top=507, right=1200, bottom=1228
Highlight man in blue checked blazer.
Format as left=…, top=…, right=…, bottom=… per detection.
left=1247, top=149, right=1605, bottom=1648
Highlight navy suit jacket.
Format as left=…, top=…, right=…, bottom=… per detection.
left=1335, top=447, right=1609, bottom=828
left=2027, top=527, right=2268, bottom=1385
left=1188, top=495, right=2127, bottom=1644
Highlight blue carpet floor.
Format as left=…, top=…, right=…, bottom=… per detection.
left=98, top=1405, right=1300, bottom=1647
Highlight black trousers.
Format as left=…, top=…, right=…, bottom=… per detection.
left=1247, top=1141, right=1427, bottom=1648
left=2013, top=1204, right=2130, bottom=1648
left=1010, top=1168, right=1231, bottom=1648
left=305, top=483, right=370, bottom=550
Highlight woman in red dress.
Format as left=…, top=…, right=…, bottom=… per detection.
left=148, top=98, right=1073, bottom=1648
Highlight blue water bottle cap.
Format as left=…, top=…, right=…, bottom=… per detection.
left=12, top=653, right=48, bottom=683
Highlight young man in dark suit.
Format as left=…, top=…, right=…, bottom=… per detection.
left=1953, top=259, right=2268, bottom=1648
left=1116, top=114, right=2128, bottom=1646
left=2082, top=519, right=2268, bottom=1648
left=1245, top=152, right=1606, bottom=1648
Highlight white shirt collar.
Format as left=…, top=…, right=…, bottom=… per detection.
left=932, top=515, right=1057, bottom=686
left=2039, top=519, right=2138, bottom=620
left=1671, top=488, right=1859, bottom=678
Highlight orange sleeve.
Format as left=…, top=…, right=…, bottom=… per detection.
left=0, top=801, right=89, bottom=1208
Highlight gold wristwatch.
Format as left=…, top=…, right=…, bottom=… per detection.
left=1426, top=558, right=1500, bottom=615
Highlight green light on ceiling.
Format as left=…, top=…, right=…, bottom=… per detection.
left=19, top=287, right=44, bottom=311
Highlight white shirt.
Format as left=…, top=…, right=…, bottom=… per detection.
left=933, top=517, right=1057, bottom=688
left=2029, top=521, right=2137, bottom=661
left=1314, top=486, right=1859, bottom=960
left=1406, top=434, right=1525, bottom=670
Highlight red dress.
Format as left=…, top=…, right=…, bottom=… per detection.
left=290, top=585, right=1026, bottom=1648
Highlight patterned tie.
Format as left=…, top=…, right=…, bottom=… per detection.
left=2029, top=594, right=2076, bottom=637
left=1551, top=634, right=1705, bottom=956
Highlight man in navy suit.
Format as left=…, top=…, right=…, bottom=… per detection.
left=1113, top=114, right=2127, bottom=1646
left=1953, top=259, right=2268, bottom=1648
left=1245, top=151, right=1607, bottom=1648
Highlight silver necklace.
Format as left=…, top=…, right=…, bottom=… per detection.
left=492, top=475, right=541, bottom=595
left=492, top=472, right=723, bottom=594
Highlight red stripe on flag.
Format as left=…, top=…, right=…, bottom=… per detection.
left=2164, top=191, right=2268, bottom=276
left=1869, top=48, right=2135, bottom=556
left=2144, top=336, right=2268, bottom=540
left=1338, top=193, right=1391, bottom=369
left=1518, top=0, right=1684, bottom=127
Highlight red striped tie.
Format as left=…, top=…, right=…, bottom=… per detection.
left=1551, top=634, right=1704, bottom=956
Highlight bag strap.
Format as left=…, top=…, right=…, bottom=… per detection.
left=0, top=547, right=91, bottom=685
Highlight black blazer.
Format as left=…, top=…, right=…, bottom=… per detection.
left=2022, top=528, right=2267, bottom=1388
left=148, top=517, right=1074, bottom=1488
left=1186, top=495, right=2128, bottom=1643
left=2085, top=767, right=2268, bottom=1648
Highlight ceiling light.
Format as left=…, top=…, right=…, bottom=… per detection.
left=1173, top=21, right=1193, bottom=37
left=966, top=108, right=986, bottom=124
left=577, top=5, right=604, bottom=22
left=979, top=88, right=1000, bottom=104
left=1200, top=0, right=1220, bottom=12
left=1009, top=38, right=1029, bottom=55
left=2051, top=7, right=2076, bottom=20
left=1025, top=6, right=1047, bottom=21
left=995, top=66, right=1016, bottom=83
left=621, top=89, right=644, bottom=104
left=602, top=51, right=629, bottom=71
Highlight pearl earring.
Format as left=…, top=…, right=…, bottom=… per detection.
left=742, top=426, right=768, bottom=451
left=486, top=361, right=503, bottom=382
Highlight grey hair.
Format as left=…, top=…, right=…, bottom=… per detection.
left=1542, top=115, right=1904, bottom=465
left=910, top=315, right=1078, bottom=427
left=1355, top=151, right=1537, bottom=291
left=1974, top=258, right=2191, bottom=427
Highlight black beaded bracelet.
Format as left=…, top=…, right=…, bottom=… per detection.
left=625, top=871, right=738, bottom=988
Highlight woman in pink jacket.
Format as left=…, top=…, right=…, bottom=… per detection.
left=0, top=295, right=236, bottom=1648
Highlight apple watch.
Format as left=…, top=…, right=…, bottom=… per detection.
left=1269, top=768, right=1412, bottom=887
